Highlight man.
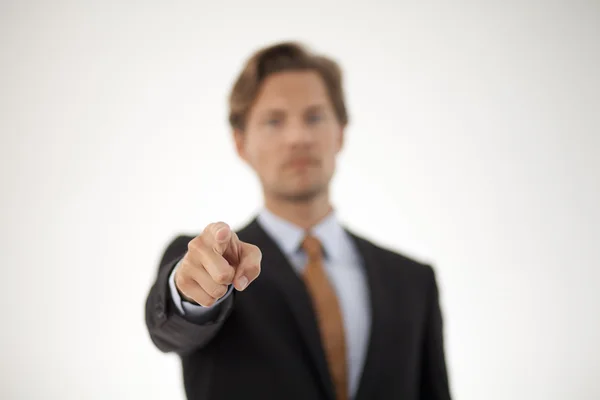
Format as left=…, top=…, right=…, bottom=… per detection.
left=145, top=41, right=452, bottom=400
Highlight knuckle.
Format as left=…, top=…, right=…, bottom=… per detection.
left=175, top=272, right=192, bottom=289
left=210, top=285, right=227, bottom=299
left=247, top=263, right=261, bottom=278
left=214, top=269, right=234, bottom=285
left=189, top=240, right=210, bottom=259
left=200, top=296, right=216, bottom=307
left=248, top=244, right=262, bottom=259
left=181, top=257, right=198, bottom=272
left=187, top=238, right=202, bottom=253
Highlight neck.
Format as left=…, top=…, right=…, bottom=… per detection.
left=264, top=190, right=333, bottom=230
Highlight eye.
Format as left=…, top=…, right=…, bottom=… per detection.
left=306, top=113, right=324, bottom=124
left=265, top=117, right=282, bottom=127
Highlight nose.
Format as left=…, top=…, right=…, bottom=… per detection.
left=284, top=120, right=315, bottom=147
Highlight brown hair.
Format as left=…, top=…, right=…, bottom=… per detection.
left=228, top=41, right=348, bottom=131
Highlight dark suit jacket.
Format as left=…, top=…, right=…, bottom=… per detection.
left=145, top=217, right=451, bottom=400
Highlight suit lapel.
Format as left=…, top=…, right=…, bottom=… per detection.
left=240, top=218, right=336, bottom=400
left=348, top=232, right=390, bottom=400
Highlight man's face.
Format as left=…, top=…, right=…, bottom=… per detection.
left=235, top=70, right=344, bottom=202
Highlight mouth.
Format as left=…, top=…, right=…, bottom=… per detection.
left=285, top=158, right=320, bottom=169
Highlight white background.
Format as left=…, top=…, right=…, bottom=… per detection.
left=1, top=1, right=599, bottom=399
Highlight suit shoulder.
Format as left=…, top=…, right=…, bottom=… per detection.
left=380, top=244, right=433, bottom=275
left=351, top=232, right=435, bottom=279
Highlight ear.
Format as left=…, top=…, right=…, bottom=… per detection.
left=233, top=129, right=248, bottom=162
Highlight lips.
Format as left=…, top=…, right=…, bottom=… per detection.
left=287, top=158, right=318, bottom=168
left=291, top=159, right=311, bottom=166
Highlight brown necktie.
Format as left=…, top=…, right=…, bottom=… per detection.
left=302, top=235, right=348, bottom=400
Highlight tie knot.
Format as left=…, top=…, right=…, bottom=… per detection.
left=301, top=235, right=323, bottom=260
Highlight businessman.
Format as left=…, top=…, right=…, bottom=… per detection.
left=145, top=41, right=452, bottom=400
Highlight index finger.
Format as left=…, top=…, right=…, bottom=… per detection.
left=233, top=243, right=262, bottom=291
left=205, top=222, right=243, bottom=267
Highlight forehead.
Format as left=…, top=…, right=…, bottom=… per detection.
left=251, top=70, right=330, bottom=112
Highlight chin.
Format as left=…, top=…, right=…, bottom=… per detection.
left=274, top=184, right=326, bottom=203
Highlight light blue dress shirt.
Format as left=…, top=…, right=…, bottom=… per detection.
left=169, top=208, right=371, bottom=397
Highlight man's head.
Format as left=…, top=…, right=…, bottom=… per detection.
left=229, top=42, right=348, bottom=203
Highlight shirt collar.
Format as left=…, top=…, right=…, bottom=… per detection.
left=256, top=207, right=348, bottom=262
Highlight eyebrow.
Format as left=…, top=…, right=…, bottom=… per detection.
left=257, top=104, right=329, bottom=118
left=258, top=109, right=286, bottom=121
left=304, top=104, right=328, bottom=113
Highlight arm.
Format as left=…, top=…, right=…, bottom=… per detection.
left=145, top=235, right=235, bottom=355
left=420, top=267, right=452, bottom=400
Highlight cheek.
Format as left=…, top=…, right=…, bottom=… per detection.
left=319, top=125, right=342, bottom=150
left=247, top=139, right=278, bottom=173
left=322, top=134, right=340, bottom=156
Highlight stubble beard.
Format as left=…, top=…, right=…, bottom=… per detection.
left=272, top=182, right=327, bottom=204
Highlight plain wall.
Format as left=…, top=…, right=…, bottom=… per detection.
left=1, top=1, right=599, bottom=399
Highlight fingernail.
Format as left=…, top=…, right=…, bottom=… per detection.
left=237, top=276, right=248, bottom=291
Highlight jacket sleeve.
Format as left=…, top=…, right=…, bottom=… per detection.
left=420, top=266, right=452, bottom=400
left=144, top=235, right=235, bottom=356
